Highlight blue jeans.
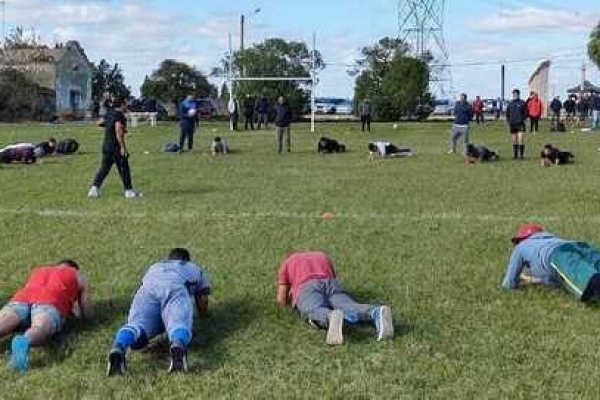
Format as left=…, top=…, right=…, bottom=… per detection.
left=0, top=302, right=64, bottom=333
left=179, top=123, right=195, bottom=151
left=592, top=110, right=600, bottom=130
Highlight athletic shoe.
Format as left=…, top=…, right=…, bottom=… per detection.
left=372, top=306, right=394, bottom=341
left=10, top=335, right=30, bottom=373
left=106, top=348, right=127, bottom=377
left=168, top=345, right=188, bottom=374
left=307, top=319, right=321, bottom=330
left=124, top=190, right=139, bottom=199
left=88, top=186, right=101, bottom=199
left=325, top=309, right=344, bottom=346
left=447, top=149, right=455, bottom=155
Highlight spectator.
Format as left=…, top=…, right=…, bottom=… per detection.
left=563, top=95, right=576, bottom=126
left=472, top=96, right=485, bottom=125
left=576, top=94, right=589, bottom=128
left=243, top=94, right=255, bottom=131
left=550, top=96, right=562, bottom=127
left=179, top=95, right=197, bottom=152
left=256, top=95, right=270, bottom=130
left=495, top=97, right=503, bottom=120
left=274, top=96, right=293, bottom=154
left=448, top=93, right=473, bottom=155
left=527, top=92, right=543, bottom=133
left=228, top=97, right=239, bottom=131
left=590, top=92, right=600, bottom=131
left=359, top=98, right=372, bottom=132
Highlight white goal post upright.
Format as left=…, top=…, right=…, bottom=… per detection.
left=225, top=33, right=317, bottom=132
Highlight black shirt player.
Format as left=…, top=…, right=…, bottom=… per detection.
left=88, top=98, right=138, bottom=199
left=506, top=89, right=528, bottom=160
left=540, top=144, right=574, bottom=167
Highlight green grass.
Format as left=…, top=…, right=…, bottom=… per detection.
left=1, top=119, right=600, bottom=399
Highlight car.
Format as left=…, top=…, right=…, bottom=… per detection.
left=432, top=99, right=453, bottom=116
left=195, top=98, right=218, bottom=118
left=314, top=98, right=353, bottom=115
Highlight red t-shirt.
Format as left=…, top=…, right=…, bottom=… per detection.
left=277, top=251, right=336, bottom=305
left=12, top=265, right=80, bottom=318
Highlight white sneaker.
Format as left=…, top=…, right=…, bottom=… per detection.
left=88, top=186, right=101, bottom=199
left=447, top=149, right=455, bottom=155
left=124, top=190, right=139, bottom=199
left=326, top=309, right=344, bottom=346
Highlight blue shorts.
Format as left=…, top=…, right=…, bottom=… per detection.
left=126, top=285, right=194, bottom=345
left=0, top=302, right=64, bottom=333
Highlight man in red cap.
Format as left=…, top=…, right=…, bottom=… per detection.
left=502, top=224, right=600, bottom=301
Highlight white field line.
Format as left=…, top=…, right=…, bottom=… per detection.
left=0, top=207, right=596, bottom=223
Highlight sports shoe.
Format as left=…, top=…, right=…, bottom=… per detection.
left=168, top=345, right=188, bottom=373
left=88, top=186, right=101, bottom=199
left=124, top=190, right=140, bottom=199
left=106, top=348, right=127, bottom=377
left=344, top=311, right=360, bottom=325
left=10, top=335, right=30, bottom=373
left=447, top=149, right=455, bottom=155
left=307, top=319, right=321, bottom=330
left=325, top=309, right=344, bottom=346
left=372, top=306, right=394, bottom=341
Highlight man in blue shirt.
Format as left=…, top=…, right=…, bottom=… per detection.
left=106, top=248, right=211, bottom=376
left=179, top=95, right=197, bottom=152
left=502, top=224, right=600, bottom=302
left=448, top=93, right=473, bottom=154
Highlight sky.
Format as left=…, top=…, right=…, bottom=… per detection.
left=2, top=0, right=599, bottom=100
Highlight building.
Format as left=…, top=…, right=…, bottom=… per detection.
left=0, top=41, right=94, bottom=118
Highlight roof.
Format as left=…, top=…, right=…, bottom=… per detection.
left=567, top=80, right=600, bottom=94
left=0, top=41, right=93, bottom=70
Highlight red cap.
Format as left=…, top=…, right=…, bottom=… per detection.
left=512, top=223, right=544, bottom=244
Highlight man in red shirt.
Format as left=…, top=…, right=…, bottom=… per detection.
left=0, top=260, right=93, bottom=372
left=527, top=92, right=543, bottom=133
left=473, top=96, right=485, bottom=125
left=277, top=251, right=394, bottom=345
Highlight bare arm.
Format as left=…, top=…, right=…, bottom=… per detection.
left=116, top=121, right=128, bottom=156
left=75, top=273, right=94, bottom=321
left=277, top=284, right=290, bottom=307
left=195, top=294, right=209, bottom=316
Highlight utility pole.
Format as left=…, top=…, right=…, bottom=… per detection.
left=501, top=64, right=505, bottom=102
left=581, top=60, right=586, bottom=95
left=1, top=1, right=5, bottom=46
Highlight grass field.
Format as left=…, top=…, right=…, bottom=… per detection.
left=2, top=119, right=600, bottom=399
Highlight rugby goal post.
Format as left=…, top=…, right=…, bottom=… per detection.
left=226, top=33, right=317, bottom=132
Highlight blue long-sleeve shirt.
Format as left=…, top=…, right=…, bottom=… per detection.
left=502, top=232, right=571, bottom=289
left=179, top=99, right=197, bottom=127
left=453, top=100, right=473, bottom=125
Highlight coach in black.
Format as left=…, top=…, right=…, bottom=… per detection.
left=506, top=89, right=528, bottom=160
left=88, top=98, right=138, bottom=199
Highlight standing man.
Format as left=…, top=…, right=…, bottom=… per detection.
left=472, top=96, right=485, bottom=125
left=106, top=248, right=211, bottom=376
left=228, top=96, right=239, bottom=131
left=495, top=97, right=503, bottom=120
left=179, top=95, right=197, bottom=152
left=359, top=98, right=372, bottom=132
left=502, top=224, right=600, bottom=303
left=88, top=98, right=138, bottom=199
left=590, top=92, right=600, bottom=131
left=243, top=94, right=255, bottom=131
left=277, top=251, right=394, bottom=345
left=0, top=260, right=93, bottom=372
left=526, top=92, right=543, bottom=133
left=563, top=95, right=576, bottom=128
left=448, top=93, right=473, bottom=155
left=550, top=96, right=562, bottom=128
left=506, top=89, right=528, bottom=160
left=576, top=94, right=590, bottom=128
left=256, top=95, right=270, bottom=130
left=274, top=96, right=292, bottom=154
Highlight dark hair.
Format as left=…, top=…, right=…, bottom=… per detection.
left=466, top=143, right=475, bottom=152
left=169, top=248, right=191, bottom=262
left=48, top=137, right=57, bottom=144
left=214, top=137, right=222, bottom=142
left=113, top=97, right=127, bottom=108
left=368, top=143, right=377, bottom=152
left=58, top=259, right=80, bottom=270
left=512, top=89, right=520, bottom=96
left=544, top=144, right=553, bottom=150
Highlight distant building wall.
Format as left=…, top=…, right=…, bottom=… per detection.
left=528, top=60, right=551, bottom=117
left=54, top=45, right=93, bottom=117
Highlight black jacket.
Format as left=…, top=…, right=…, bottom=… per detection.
left=550, top=99, right=562, bottom=113
left=506, top=99, right=527, bottom=125
left=274, top=104, right=292, bottom=127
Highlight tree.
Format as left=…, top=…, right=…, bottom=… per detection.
left=352, top=36, right=431, bottom=121
left=589, top=22, right=600, bottom=70
left=0, top=69, right=55, bottom=122
left=3, top=26, right=42, bottom=50
left=92, top=60, right=131, bottom=101
left=141, top=59, right=215, bottom=108
left=215, top=38, right=324, bottom=117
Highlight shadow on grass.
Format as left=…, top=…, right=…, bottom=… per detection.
left=126, top=298, right=256, bottom=374
left=29, top=296, right=133, bottom=369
